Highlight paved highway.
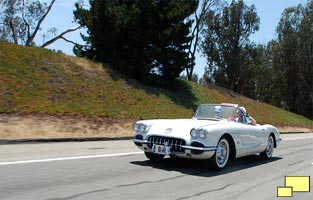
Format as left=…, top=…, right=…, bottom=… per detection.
left=0, top=133, right=312, bottom=200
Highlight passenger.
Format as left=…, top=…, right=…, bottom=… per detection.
left=235, top=108, right=245, bottom=123
left=239, top=106, right=257, bottom=125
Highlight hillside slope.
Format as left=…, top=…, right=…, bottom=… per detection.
left=0, top=41, right=312, bottom=133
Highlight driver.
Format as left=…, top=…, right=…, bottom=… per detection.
left=214, top=106, right=223, bottom=119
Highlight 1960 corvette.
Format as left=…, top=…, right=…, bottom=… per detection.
left=132, top=103, right=281, bottom=170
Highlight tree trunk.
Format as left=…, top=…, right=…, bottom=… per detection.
left=9, top=20, right=18, bottom=44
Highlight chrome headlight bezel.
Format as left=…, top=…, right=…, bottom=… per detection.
left=133, top=122, right=150, bottom=134
left=198, top=128, right=208, bottom=138
left=190, top=128, right=198, bottom=138
left=190, top=128, right=208, bottom=139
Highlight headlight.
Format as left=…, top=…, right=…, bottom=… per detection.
left=190, top=128, right=207, bottom=138
left=198, top=129, right=208, bottom=138
left=190, top=128, right=198, bottom=138
left=133, top=123, right=140, bottom=132
left=133, top=123, right=150, bottom=133
left=139, top=124, right=147, bottom=132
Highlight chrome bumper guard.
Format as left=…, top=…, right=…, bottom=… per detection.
left=131, top=138, right=217, bottom=152
left=131, top=138, right=150, bottom=144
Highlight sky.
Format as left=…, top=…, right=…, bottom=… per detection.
left=38, top=0, right=309, bottom=77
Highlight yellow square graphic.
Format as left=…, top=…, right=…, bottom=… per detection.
left=277, top=187, right=293, bottom=197
left=285, top=176, right=310, bottom=192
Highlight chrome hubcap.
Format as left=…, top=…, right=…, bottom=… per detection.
left=216, top=139, right=229, bottom=167
left=266, top=136, right=274, bottom=157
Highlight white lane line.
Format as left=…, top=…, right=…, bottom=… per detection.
left=1, top=136, right=312, bottom=166
left=282, top=136, right=313, bottom=141
left=0, top=151, right=143, bottom=166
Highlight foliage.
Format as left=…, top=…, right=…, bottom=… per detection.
left=260, top=1, right=313, bottom=119
left=0, top=0, right=55, bottom=46
left=253, top=43, right=275, bottom=103
left=1, top=41, right=312, bottom=128
left=185, top=0, right=219, bottom=80
left=201, top=0, right=260, bottom=93
left=73, top=0, right=197, bottom=83
left=0, top=0, right=81, bottom=48
left=200, top=0, right=312, bottom=120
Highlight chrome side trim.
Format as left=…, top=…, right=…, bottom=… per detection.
left=181, top=145, right=217, bottom=151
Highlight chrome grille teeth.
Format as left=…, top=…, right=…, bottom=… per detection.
left=147, top=136, right=186, bottom=152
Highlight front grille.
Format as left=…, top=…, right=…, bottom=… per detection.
left=147, top=136, right=186, bottom=152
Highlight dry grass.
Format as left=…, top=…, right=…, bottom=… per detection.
left=0, top=41, right=312, bottom=140
left=0, top=114, right=311, bottom=140
left=0, top=114, right=134, bottom=139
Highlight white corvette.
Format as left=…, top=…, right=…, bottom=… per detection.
left=132, top=103, right=281, bottom=170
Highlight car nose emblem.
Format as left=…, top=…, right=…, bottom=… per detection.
left=165, top=128, right=172, bottom=134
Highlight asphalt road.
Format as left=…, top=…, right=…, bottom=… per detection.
left=0, top=133, right=312, bottom=200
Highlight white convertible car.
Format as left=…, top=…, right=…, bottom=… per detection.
left=132, top=103, right=281, bottom=170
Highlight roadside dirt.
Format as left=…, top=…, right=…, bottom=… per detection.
left=0, top=113, right=312, bottom=139
left=0, top=113, right=134, bottom=139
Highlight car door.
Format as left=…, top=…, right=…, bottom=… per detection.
left=244, top=124, right=266, bottom=151
left=236, top=113, right=265, bottom=154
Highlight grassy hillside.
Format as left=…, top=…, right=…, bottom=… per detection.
left=0, top=41, right=312, bottom=128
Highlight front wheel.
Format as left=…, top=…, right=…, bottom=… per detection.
left=260, top=135, right=274, bottom=159
left=144, top=152, right=165, bottom=161
left=209, top=137, right=230, bottom=170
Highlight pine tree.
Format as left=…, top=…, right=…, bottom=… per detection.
left=74, top=0, right=197, bottom=83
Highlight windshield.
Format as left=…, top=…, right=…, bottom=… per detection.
left=193, top=104, right=245, bottom=122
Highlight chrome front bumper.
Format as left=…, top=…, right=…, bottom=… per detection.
left=131, top=138, right=217, bottom=152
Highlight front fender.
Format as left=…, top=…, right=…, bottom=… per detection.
left=263, top=124, right=281, bottom=147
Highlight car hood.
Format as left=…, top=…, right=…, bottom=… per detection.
left=140, top=119, right=222, bottom=141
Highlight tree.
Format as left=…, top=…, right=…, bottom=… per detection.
left=253, top=42, right=275, bottom=103
left=180, top=73, right=199, bottom=83
left=297, top=0, right=313, bottom=119
left=74, top=0, right=197, bottom=83
left=185, top=0, right=219, bottom=81
left=271, top=1, right=313, bottom=119
left=236, top=43, right=261, bottom=98
left=201, top=0, right=260, bottom=92
left=0, top=0, right=81, bottom=47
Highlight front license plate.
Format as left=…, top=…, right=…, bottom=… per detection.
left=152, top=144, right=171, bottom=155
